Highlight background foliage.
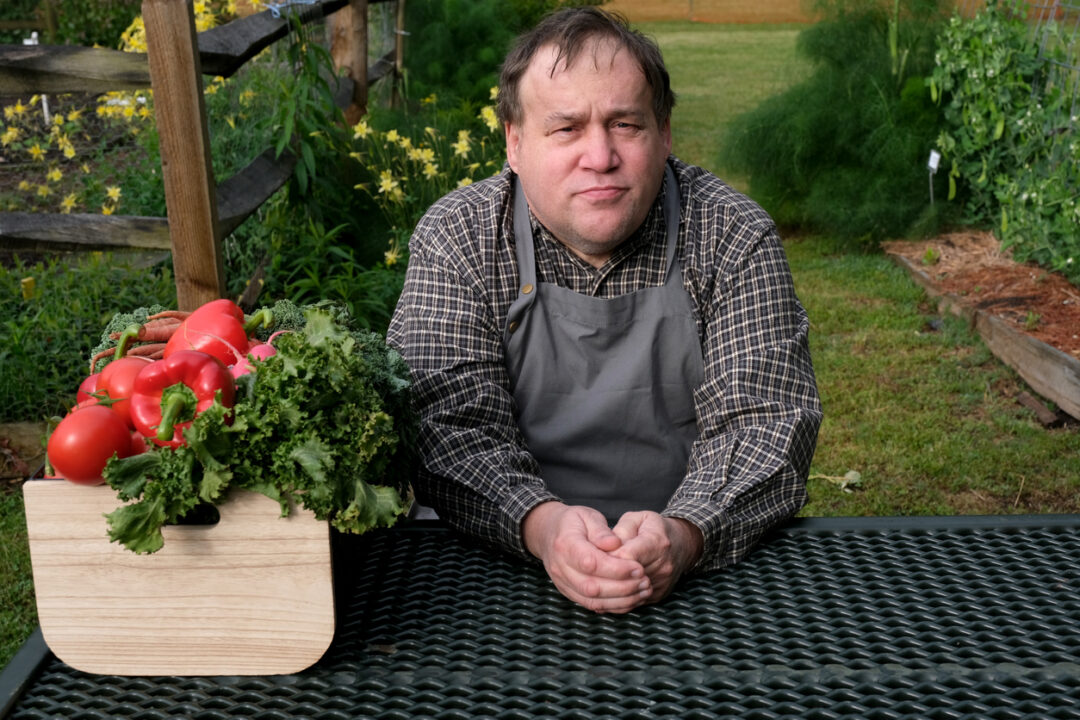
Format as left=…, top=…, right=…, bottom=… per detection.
left=0, top=0, right=141, bottom=47
left=931, top=0, right=1080, bottom=284
left=0, top=254, right=176, bottom=423
left=720, top=0, right=950, bottom=244
left=403, top=0, right=608, bottom=105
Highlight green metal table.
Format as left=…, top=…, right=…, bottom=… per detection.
left=3, top=515, right=1080, bottom=719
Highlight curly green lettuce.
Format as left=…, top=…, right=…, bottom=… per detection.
left=103, top=307, right=416, bottom=553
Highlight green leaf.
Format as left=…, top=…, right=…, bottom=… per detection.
left=105, top=451, right=160, bottom=500
left=105, top=497, right=167, bottom=554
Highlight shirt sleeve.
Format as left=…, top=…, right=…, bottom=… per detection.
left=387, top=218, right=558, bottom=561
left=662, top=212, right=823, bottom=572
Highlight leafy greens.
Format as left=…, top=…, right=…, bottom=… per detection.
left=103, top=307, right=417, bottom=553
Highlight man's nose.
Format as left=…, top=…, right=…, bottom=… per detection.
left=579, top=127, right=618, bottom=172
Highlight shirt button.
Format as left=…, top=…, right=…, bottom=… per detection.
left=521, top=283, right=534, bottom=295
left=508, top=321, right=520, bottom=333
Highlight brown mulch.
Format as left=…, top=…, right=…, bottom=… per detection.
left=882, top=231, right=1080, bottom=361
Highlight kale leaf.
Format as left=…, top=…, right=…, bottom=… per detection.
left=103, top=306, right=416, bottom=553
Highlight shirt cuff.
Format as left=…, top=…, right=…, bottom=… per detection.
left=501, top=483, right=561, bottom=560
left=662, top=500, right=728, bottom=572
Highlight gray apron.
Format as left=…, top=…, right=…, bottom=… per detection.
left=503, top=164, right=705, bottom=520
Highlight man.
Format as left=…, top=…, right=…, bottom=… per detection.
left=387, top=8, right=821, bottom=614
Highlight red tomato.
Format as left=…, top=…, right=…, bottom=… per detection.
left=130, top=431, right=150, bottom=456
left=76, top=373, right=100, bottom=405
left=97, top=356, right=154, bottom=428
left=47, top=405, right=134, bottom=485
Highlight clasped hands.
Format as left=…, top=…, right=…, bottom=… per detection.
left=522, top=501, right=704, bottom=613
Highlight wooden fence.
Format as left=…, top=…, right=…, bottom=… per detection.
left=0, top=0, right=402, bottom=311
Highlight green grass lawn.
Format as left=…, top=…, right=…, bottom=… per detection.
left=2, top=19, right=1078, bottom=672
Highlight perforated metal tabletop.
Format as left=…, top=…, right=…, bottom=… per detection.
left=4, top=516, right=1080, bottom=719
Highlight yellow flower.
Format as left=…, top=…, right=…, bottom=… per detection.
left=348, top=151, right=364, bottom=161
left=423, top=162, right=439, bottom=179
left=81, top=163, right=91, bottom=174
left=377, top=169, right=399, bottom=195
left=384, top=129, right=400, bottom=144
left=122, top=104, right=136, bottom=118
left=106, top=186, right=122, bottom=202
left=36, top=184, right=52, bottom=198
left=391, top=187, right=404, bottom=203
left=0, top=126, right=19, bottom=146
left=398, top=135, right=412, bottom=150
left=225, top=115, right=236, bottom=129
left=452, top=137, right=470, bottom=159
left=490, top=86, right=499, bottom=100
left=457, top=177, right=473, bottom=188
left=384, top=246, right=400, bottom=267
left=101, top=204, right=114, bottom=216
left=28, top=143, right=45, bottom=161
left=421, top=94, right=437, bottom=106
left=67, top=109, right=83, bottom=123
left=17, top=180, right=31, bottom=192
left=46, top=168, right=62, bottom=183
left=425, top=126, right=438, bottom=140
left=479, top=105, right=499, bottom=133
left=240, top=89, right=256, bottom=105
left=13, top=100, right=27, bottom=117
left=3, top=106, right=13, bottom=120
left=60, top=193, right=77, bottom=213
left=62, top=143, right=76, bottom=159
left=352, top=118, right=372, bottom=139
left=204, top=83, right=218, bottom=96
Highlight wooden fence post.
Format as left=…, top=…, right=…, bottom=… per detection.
left=392, top=0, right=405, bottom=109
left=330, top=0, right=369, bottom=125
left=143, top=0, right=225, bottom=311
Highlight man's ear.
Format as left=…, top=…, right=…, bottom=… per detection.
left=505, top=121, right=521, bottom=173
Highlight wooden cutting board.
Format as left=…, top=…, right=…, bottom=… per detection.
left=22, top=480, right=335, bottom=676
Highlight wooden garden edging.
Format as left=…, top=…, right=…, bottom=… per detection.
left=888, top=252, right=1080, bottom=421
left=0, top=0, right=402, bottom=310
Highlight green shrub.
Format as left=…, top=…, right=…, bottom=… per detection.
left=930, top=0, right=1079, bottom=283
left=53, top=0, right=142, bottom=47
left=0, top=0, right=40, bottom=44
left=720, top=0, right=950, bottom=244
left=0, top=253, right=176, bottom=423
left=403, top=0, right=608, bottom=106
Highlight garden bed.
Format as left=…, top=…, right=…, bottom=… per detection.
left=884, top=231, right=1080, bottom=421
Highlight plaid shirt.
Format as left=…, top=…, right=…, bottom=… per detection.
left=387, top=157, right=822, bottom=571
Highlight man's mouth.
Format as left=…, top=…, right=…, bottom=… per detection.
left=577, top=186, right=626, bottom=202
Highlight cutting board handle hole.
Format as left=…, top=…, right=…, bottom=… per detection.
left=167, top=503, right=221, bottom=527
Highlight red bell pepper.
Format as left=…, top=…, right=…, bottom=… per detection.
left=162, top=299, right=270, bottom=368
left=130, top=350, right=236, bottom=448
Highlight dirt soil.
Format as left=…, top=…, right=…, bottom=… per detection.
left=882, top=231, right=1080, bottom=362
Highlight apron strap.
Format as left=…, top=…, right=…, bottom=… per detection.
left=504, top=163, right=680, bottom=341
left=661, top=163, right=680, bottom=285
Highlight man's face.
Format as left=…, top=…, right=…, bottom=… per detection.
left=505, top=39, right=672, bottom=268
